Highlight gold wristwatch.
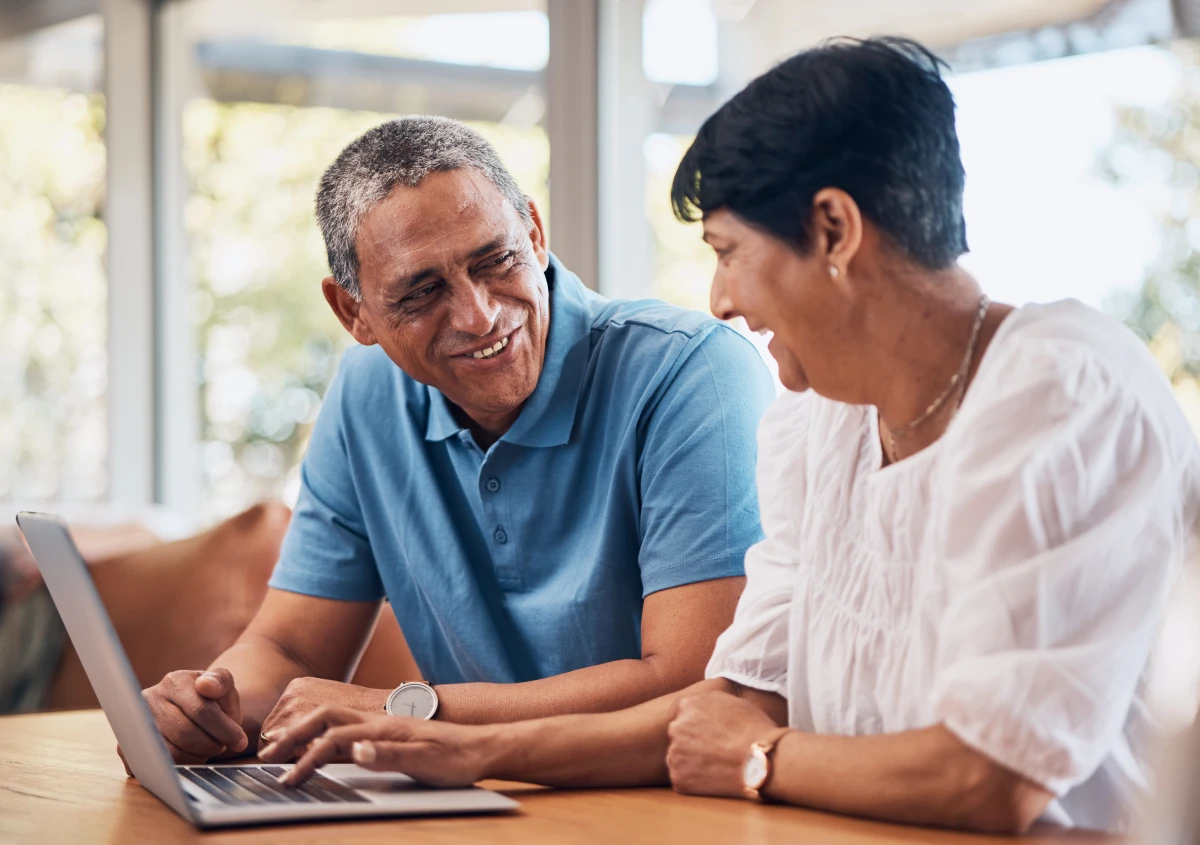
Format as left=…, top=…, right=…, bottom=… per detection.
left=742, top=726, right=792, bottom=801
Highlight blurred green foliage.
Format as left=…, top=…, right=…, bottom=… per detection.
left=1100, top=41, right=1200, bottom=436
left=0, top=85, right=107, bottom=501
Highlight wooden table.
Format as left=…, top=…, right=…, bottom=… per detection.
left=0, top=711, right=1119, bottom=844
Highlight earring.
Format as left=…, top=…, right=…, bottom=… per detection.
left=829, top=266, right=840, bottom=278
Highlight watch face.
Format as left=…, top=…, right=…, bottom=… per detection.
left=389, top=684, right=437, bottom=720
left=743, top=751, right=768, bottom=790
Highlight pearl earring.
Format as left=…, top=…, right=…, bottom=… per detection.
left=829, top=266, right=839, bottom=278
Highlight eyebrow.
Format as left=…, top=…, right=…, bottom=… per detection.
left=389, top=237, right=510, bottom=297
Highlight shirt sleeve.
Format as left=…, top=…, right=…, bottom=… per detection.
left=704, top=390, right=810, bottom=695
left=930, top=343, right=1195, bottom=796
left=635, top=325, right=776, bottom=597
left=268, top=350, right=385, bottom=602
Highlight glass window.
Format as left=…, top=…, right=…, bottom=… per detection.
left=170, top=1, right=550, bottom=517
left=0, top=16, right=106, bottom=502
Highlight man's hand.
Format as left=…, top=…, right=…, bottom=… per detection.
left=260, top=705, right=494, bottom=789
left=259, top=678, right=388, bottom=743
left=666, top=690, right=781, bottom=798
left=129, top=668, right=249, bottom=765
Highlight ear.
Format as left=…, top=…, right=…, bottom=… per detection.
left=810, top=188, right=863, bottom=283
left=322, top=276, right=378, bottom=346
left=524, top=198, right=550, bottom=271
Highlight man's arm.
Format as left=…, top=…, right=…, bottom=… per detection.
left=433, top=576, right=745, bottom=723
left=263, top=576, right=746, bottom=732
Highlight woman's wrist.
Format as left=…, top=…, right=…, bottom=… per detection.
left=476, top=721, right=525, bottom=781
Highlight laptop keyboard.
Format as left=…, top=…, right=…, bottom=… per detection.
left=180, top=765, right=371, bottom=805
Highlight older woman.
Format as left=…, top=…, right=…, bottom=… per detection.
left=260, top=37, right=1200, bottom=834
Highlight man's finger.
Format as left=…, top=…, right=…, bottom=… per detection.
left=214, top=676, right=242, bottom=728
left=116, top=744, right=133, bottom=777
left=157, top=703, right=227, bottom=759
left=193, top=668, right=235, bottom=700
left=163, top=735, right=211, bottom=765
left=171, top=686, right=247, bottom=753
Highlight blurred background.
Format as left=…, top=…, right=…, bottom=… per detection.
left=3, top=0, right=1200, bottom=523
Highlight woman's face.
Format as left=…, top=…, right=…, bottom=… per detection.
left=704, top=207, right=855, bottom=396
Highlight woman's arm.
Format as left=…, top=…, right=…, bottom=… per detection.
left=666, top=691, right=1053, bottom=835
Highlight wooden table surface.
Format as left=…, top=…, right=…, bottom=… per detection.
left=0, top=710, right=1120, bottom=845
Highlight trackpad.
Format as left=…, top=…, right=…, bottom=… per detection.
left=322, top=764, right=429, bottom=792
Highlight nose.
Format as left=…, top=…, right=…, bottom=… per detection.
left=710, top=270, right=739, bottom=322
left=447, top=279, right=501, bottom=336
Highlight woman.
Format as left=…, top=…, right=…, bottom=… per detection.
left=260, top=37, right=1200, bottom=834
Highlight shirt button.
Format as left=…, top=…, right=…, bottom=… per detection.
left=486, top=477, right=501, bottom=493
left=493, top=527, right=508, bottom=545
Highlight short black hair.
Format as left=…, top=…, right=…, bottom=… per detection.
left=671, top=36, right=968, bottom=269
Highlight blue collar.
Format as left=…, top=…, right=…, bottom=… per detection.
left=424, top=253, right=597, bottom=448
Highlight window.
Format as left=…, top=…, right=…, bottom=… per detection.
left=167, top=2, right=550, bottom=517
left=0, top=16, right=106, bottom=502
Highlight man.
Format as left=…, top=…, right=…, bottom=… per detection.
left=137, top=116, right=774, bottom=763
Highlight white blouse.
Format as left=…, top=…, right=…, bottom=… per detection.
left=707, top=300, right=1200, bottom=832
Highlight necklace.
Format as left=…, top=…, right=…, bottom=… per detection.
left=884, top=294, right=990, bottom=463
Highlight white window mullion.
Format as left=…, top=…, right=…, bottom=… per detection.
left=546, top=0, right=601, bottom=290
left=153, top=0, right=200, bottom=514
left=102, top=0, right=155, bottom=507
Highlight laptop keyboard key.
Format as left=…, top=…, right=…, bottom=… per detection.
left=216, top=768, right=290, bottom=804
left=188, top=767, right=265, bottom=804
left=180, top=769, right=236, bottom=804
left=309, top=772, right=371, bottom=803
left=235, top=766, right=315, bottom=803
left=259, top=766, right=365, bottom=803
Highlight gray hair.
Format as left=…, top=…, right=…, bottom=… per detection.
left=316, top=115, right=532, bottom=299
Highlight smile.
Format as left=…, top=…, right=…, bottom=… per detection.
left=472, top=335, right=510, bottom=359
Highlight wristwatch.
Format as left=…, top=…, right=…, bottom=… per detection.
left=742, top=726, right=792, bottom=801
left=383, top=681, right=439, bottom=720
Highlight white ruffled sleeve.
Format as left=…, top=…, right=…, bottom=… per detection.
left=705, top=391, right=808, bottom=695
left=930, top=342, right=1197, bottom=796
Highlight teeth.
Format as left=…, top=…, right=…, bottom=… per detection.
left=472, top=335, right=510, bottom=359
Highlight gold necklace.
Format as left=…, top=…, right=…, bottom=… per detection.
left=884, top=294, right=989, bottom=463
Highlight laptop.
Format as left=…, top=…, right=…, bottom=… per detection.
left=15, top=511, right=519, bottom=829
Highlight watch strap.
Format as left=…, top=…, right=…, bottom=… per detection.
left=744, top=726, right=793, bottom=801
left=754, top=725, right=792, bottom=757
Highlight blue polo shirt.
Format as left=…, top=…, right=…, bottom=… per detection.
left=269, top=254, right=775, bottom=685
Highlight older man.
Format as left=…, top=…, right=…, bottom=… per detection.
left=136, top=116, right=774, bottom=763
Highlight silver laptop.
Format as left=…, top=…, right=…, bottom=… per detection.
left=16, top=511, right=519, bottom=829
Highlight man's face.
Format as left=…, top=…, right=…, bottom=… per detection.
left=338, top=169, right=551, bottom=427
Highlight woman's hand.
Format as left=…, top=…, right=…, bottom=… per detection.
left=666, top=690, right=781, bottom=798
left=259, top=705, right=497, bottom=789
